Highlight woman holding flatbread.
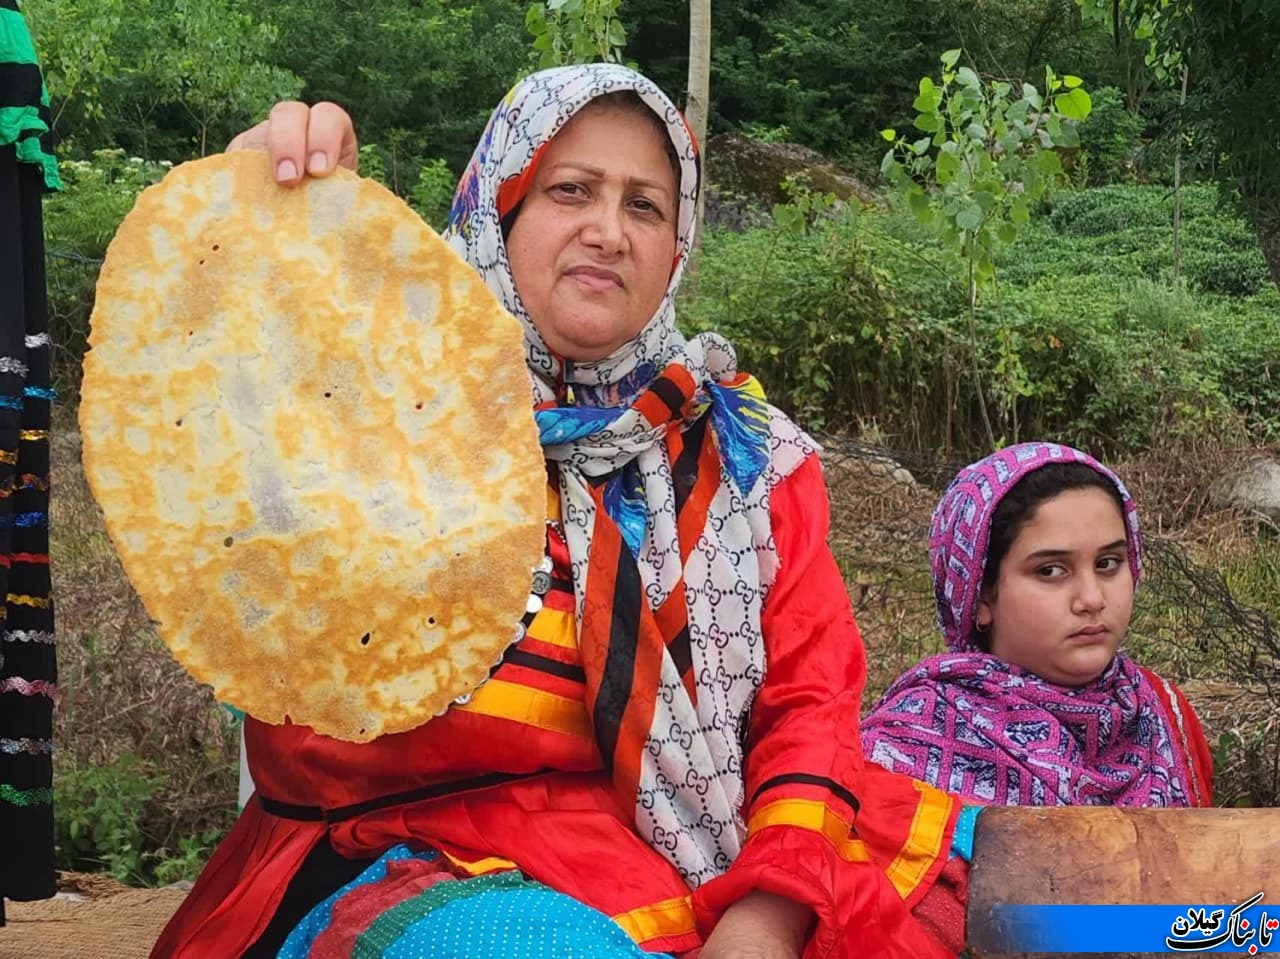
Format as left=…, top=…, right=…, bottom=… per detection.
left=152, top=65, right=961, bottom=959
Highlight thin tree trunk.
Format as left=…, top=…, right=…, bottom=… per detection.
left=1247, top=194, right=1280, bottom=291
left=968, top=262, right=997, bottom=451
left=1172, top=64, right=1188, bottom=282
left=686, top=0, right=711, bottom=255
left=1239, top=146, right=1280, bottom=291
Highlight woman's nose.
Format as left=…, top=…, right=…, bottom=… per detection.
left=581, top=199, right=627, bottom=254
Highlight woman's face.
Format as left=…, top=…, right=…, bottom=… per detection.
left=506, top=104, right=679, bottom=363
left=975, top=487, right=1135, bottom=686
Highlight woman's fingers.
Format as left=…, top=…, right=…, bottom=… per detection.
left=307, top=101, right=360, bottom=175
left=226, top=119, right=269, bottom=154
left=266, top=101, right=314, bottom=184
left=225, top=101, right=360, bottom=185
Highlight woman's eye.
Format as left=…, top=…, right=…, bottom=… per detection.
left=1036, top=564, right=1067, bottom=579
left=1098, top=556, right=1123, bottom=572
left=553, top=183, right=584, bottom=198
left=630, top=197, right=663, bottom=217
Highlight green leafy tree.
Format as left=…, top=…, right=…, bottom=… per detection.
left=25, top=0, right=300, bottom=158
left=271, top=1, right=527, bottom=176
left=1078, top=0, right=1280, bottom=289
left=21, top=0, right=124, bottom=129
left=881, top=51, right=1092, bottom=446
left=527, top=0, right=628, bottom=68
left=153, top=0, right=302, bottom=156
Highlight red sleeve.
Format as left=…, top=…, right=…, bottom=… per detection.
left=1142, top=667, right=1215, bottom=807
left=1170, top=681, right=1215, bottom=807
left=690, top=454, right=957, bottom=959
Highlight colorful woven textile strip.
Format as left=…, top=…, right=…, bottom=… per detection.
left=1, top=6, right=58, bottom=901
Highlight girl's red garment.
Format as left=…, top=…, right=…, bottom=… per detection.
left=153, top=456, right=960, bottom=959
left=1142, top=667, right=1214, bottom=806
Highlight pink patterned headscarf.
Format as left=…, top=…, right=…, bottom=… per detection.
left=861, top=443, right=1197, bottom=807
left=930, top=442, right=1143, bottom=652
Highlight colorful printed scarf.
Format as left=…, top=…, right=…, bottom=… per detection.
left=443, top=65, right=816, bottom=886
left=861, top=442, right=1196, bottom=807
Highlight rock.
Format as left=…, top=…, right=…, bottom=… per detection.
left=706, top=133, right=880, bottom=215
left=703, top=184, right=772, bottom=232
left=1216, top=458, right=1280, bottom=524
left=891, top=467, right=916, bottom=487
left=820, top=447, right=918, bottom=491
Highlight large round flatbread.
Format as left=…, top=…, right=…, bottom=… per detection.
left=80, top=152, right=546, bottom=742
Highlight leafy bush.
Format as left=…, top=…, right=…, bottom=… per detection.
left=54, top=753, right=156, bottom=882
left=1075, top=86, right=1144, bottom=185
left=1008, top=184, right=1273, bottom=296
left=682, top=183, right=1280, bottom=454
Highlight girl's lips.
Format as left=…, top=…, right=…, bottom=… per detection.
left=1068, top=626, right=1109, bottom=642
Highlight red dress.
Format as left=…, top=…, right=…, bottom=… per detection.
left=153, top=455, right=959, bottom=959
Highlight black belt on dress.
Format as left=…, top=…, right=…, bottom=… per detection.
left=257, top=769, right=553, bottom=823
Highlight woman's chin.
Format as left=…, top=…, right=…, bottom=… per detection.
left=538, top=324, right=630, bottom=364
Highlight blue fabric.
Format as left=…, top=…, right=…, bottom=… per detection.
left=381, top=882, right=669, bottom=959
left=950, top=804, right=982, bottom=861
left=602, top=467, right=647, bottom=558
left=535, top=406, right=620, bottom=446
left=277, top=844, right=438, bottom=959
left=706, top=379, right=771, bottom=496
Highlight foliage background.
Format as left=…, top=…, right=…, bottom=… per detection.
left=17, top=0, right=1280, bottom=883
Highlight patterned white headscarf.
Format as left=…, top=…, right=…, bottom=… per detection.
left=443, top=64, right=815, bottom=887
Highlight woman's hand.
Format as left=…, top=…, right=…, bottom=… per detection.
left=226, top=101, right=359, bottom=185
left=699, top=890, right=812, bottom=959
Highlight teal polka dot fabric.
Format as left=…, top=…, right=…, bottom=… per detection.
left=278, top=845, right=439, bottom=958
left=279, top=845, right=672, bottom=958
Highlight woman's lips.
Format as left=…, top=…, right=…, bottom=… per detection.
left=566, top=265, right=623, bottom=293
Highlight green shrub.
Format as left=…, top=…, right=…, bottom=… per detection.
left=1075, top=86, right=1144, bottom=186
left=1004, top=184, right=1272, bottom=297
left=54, top=752, right=157, bottom=883
left=682, top=208, right=961, bottom=441
left=682, top=184, right=1279, bottom=454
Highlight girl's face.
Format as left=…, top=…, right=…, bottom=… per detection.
left=976, top=487, right=1135, bottom=686
left=506, top=105, right=679, bottom=363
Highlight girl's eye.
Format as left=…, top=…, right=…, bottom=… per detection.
left=1098, top=555, right=1124, bottom=572
left=1036, top=564, right=1067, bottom=579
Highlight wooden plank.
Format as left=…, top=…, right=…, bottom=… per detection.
left=966, top=807, right=1280, bottom=958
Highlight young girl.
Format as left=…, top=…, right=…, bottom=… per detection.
left=861, top=442, right=1214, bottom=807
